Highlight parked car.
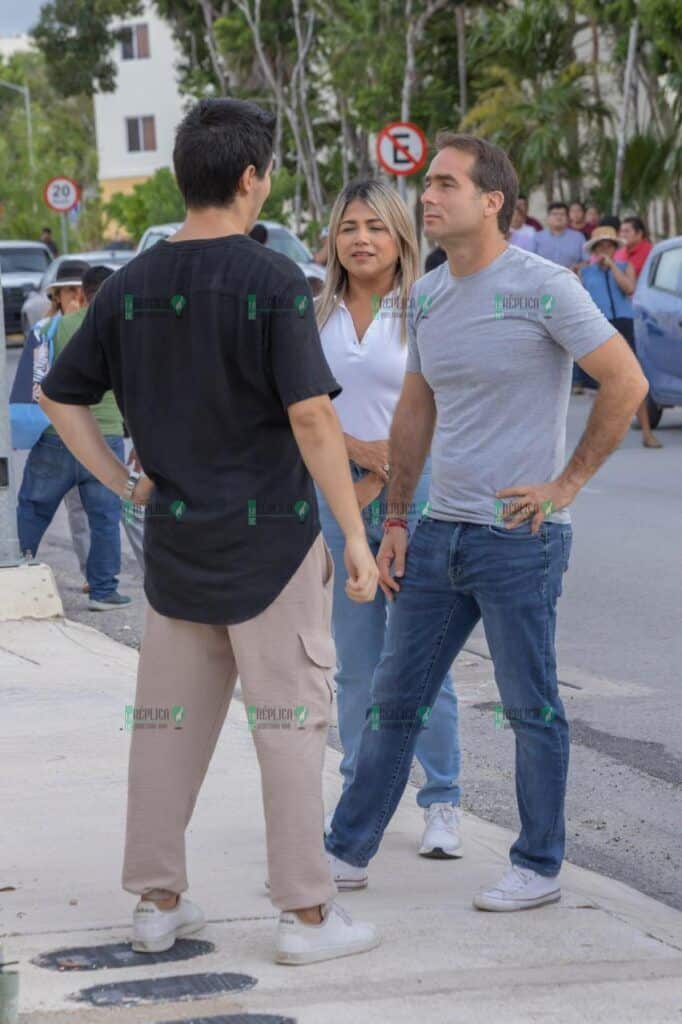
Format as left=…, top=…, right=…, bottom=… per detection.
left=0, top=241, right=52, bottom=336
left=20, top=249, right=134, bottom=334
left=632, top=236, right=682, bottom=428
left=137, top=220, right=326, bottom=287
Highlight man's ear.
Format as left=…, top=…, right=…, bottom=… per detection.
left=236, top=164, right=257, bottom=196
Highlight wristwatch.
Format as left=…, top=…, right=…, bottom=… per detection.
left=121, top=471, right=139, bottom=503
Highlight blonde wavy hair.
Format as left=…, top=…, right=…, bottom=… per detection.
left=315, top=179, right=420, bottom=345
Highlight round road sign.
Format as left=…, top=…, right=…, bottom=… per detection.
left=43, top=176, right=81, bottom=213
left=376, top=121, right=428, bottom=177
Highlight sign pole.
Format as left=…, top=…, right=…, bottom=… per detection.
left=60, top=212, right=69, bottom=256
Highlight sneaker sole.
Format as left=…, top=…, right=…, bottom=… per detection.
left=419, top=844, right=463, bottom=860
left=473, top=888, right=561, bottom=912
left=275, top=933, right=380, bottom=965
left=89, top=602, right=131, bottom=611
left=131, top=916, right=206, bottom=953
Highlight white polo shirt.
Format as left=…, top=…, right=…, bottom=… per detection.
left=319, top=296, right=408, bottom=441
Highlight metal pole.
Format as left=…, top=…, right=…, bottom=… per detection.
left=612, top=17, right=639, bottom=216
left=60, top=212, right=69, bottom=256
left=0, top=274, right=22, bottom=566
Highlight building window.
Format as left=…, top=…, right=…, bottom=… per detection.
left=120, top=23, right=150, bottom=60
left=126, top=115, right=157, bottom=152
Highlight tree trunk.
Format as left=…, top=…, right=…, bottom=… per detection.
left=199, top=0, right=227, bottom=94
left=455, top=3, right=467, bottom=120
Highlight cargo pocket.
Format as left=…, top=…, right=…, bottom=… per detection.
left=298, top=629, right=336, bottom=708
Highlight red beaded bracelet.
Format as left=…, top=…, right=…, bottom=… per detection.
left=383, top=517, right=409, bottom=533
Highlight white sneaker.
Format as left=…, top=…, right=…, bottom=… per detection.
left=419, top=803, right=463, bottom=859
left=324, top=810, right=334, bottom=836
left=265, top=851, right=368, bottom=895
left=473, top=865, right=561, bottom=912
left=132, top=895, right=206, bottom=952
left=276, top=900, right=379, bottom=965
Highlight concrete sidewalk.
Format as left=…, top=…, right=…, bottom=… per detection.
left=2, top=615, right=682, bottom=1024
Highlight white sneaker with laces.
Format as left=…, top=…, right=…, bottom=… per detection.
left=473, top=865, right=561, bottom=912
left=132, top=895, right=206, bottom=952
left=276, top=900, right=379, bottom=965
left=265, top=851, right=368, bottom=895
left=419, top=803, right=463, bottom=859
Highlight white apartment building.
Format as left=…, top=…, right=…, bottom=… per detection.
left=93, top=3, right=186, bottom=204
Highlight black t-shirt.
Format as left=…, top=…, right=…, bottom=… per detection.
left=41, top=234, right=341, bottom=624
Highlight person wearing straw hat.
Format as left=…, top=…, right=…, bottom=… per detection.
left=580, top=225, right=662, bottom=448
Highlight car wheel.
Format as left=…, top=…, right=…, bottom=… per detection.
left=646, top=395, right=663, bottom=428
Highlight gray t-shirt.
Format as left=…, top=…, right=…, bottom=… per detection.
left=406, top=245, right=616, bottom=525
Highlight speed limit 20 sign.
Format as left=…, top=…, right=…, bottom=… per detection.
left=43, top=176, right=80, bottom=213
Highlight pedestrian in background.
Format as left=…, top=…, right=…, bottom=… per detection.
left=533, top=202, right=585, bottom=268
left=17, top=263, right=131, bottom=610
left=39, top=227, right=58, bottom=258
left=516, top=193, right=542, bottom=231
left=509, top=201, right=536, bottom=251
left=581, top=226, right=661, bottom=448
left=615, top=217, right=653, bottom=279
left=315, top=179, right=461, bottom=875
left=569, top=200, right=590, bottom=238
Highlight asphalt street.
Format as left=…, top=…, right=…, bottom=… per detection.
left=5, top=344, right=682, bottom=909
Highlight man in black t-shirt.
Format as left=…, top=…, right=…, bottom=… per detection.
left=39, top=98, right=380, bottom=966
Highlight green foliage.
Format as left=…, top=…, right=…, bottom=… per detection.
left=32, top=0, right=143, bottom=98
left=0, top=50, right=102, bottom=245
left=103, top=168, right=185, bottom=241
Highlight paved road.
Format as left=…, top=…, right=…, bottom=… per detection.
left=5, top=345, right=682, bottom=908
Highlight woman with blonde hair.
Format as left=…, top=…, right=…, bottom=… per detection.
left=316, top=179, right=461, bottom=879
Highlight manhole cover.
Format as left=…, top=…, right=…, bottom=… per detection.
left=70, top=972, right=257, bottom=1007
left=159, top=1017, right=295, bottom=1024
left=33, top=939, right=214, bottom=971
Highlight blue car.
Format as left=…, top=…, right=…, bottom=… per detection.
left=632, top=236, right=682, bottom=427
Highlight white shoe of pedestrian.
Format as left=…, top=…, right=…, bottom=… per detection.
left=265, top=851, right=368, bottom=895
left=324, top=810, right=334, bottom=836
left=419, top=803, right=463, bottom=859
left=131, top=895, right=206, bottom=952
left=473, top=865, right=561, bottom=912
left=276, top=900, right=380, bottom=965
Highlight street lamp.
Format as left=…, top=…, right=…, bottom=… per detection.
left=0, top=79, right=36, bottom=207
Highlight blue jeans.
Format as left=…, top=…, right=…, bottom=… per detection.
left=316, top=457, right=460, bottom=808
left=17, top=434, right=124, bottom=600
left=325, top=515, right=573, bottom=876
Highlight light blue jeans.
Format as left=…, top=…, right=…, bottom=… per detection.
left=316, top=455, right=460, bottom=808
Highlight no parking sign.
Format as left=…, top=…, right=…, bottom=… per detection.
left=376, top=121, right=428, bottom=177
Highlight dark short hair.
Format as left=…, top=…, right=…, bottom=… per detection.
left=173, top=98, right=275, bottom=209
left=599, top=214, right=621, bottom=231
left=83, top=265, right=113, bottom=303
left=517, top=193, right=528, bottom=201
left=434, top=131, right=518, bottom=235
left=548, top=202, right=569, bottom=214
left=569, top=199, right=585, bottom=211
left=42, top=226, right=52, bottom=234
left=622, top=216, right=647, bottom=238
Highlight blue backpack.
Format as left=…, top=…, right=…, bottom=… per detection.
left=9, top=314, right=60, bottom=450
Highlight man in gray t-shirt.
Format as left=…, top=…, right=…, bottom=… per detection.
left=325, top=131, right=647, bottom=913
left=407, top=245, right=615, bottom=526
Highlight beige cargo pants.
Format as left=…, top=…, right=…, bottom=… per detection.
left=121, top=532, right=337, bottom=911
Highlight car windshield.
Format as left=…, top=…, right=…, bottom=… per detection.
left=0, top=248, right=50, bottom=274
left=264, top=227, right=313, bottom=264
